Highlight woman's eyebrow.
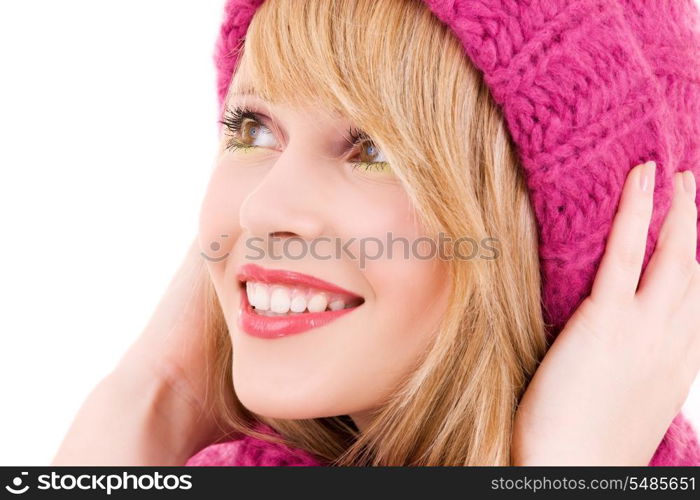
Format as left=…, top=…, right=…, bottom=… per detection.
left=229, top=84, right=261, bottom=98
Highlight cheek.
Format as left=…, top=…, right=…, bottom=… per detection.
left=340, top=187, right=442, bottom=302
left=339, top=188, right=449, bottom=370
left=198, top=159, right=261, bottom=269
left=364, top=254, right=447, bottom=356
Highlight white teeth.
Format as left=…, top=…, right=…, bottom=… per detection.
left=307, top=293, right=328, bottom=313
left=253, top=283, right=270, bottom=311
left=245, top=281, right=254, bottom=305
left=245, top=280, right=359, bottom=315
left=328, top=300, right=345, bottom=311
left=245, top=282, right=256, bottom=307
left=270, top=286, right=291, bottom=313
left=258, top=310, right=288, bottom=317
left=290, top=294, right=307, bottom=313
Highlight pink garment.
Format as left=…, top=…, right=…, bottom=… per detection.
left=185, top=415, right=699, bottom=466
left=189, top=0, right=700, bottom=465
left=186, top=424, right=322, bottom=466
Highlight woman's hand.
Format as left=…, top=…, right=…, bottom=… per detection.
left=512, top=161, right=700, bottom=465
left=52, top=237, right=229, bottom=465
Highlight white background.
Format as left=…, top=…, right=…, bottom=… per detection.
left=0, top=0, right=699, bottom=465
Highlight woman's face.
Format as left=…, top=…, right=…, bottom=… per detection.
left=198, top=68, right=449, bottom=427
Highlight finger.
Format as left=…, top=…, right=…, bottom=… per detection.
left=679, top=264, right=700, bottom=382
left=636, top=171, right=698, bottom=310
left=590, top=161, right=656, bottom=304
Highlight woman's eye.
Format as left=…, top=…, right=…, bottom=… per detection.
left=351, top=140, right=392, bottom=174
left=228, top=118, right=277, bottom=151
left=220, top=105, right=279, bottom=153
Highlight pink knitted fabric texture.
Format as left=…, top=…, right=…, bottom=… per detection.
left=186, top=424, right=322, bottom=466
left=187, top=0, right=700, bottom=466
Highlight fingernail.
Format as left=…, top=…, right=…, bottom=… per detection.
left=682, top=170, right=696, bottom=199
left=639, top=161, right=656, bottom=192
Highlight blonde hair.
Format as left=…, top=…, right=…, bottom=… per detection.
left=203, top=0, right=549, bottom=465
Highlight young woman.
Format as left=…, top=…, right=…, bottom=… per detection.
left=53, top=0, right=700, bottom=466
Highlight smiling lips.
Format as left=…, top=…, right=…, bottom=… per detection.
left=236, top=263, right=365, bottom=338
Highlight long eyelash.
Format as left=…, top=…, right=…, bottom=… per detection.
left=220, top=105, right=252, bottom=132
left=219, top=105, right=260, bottom=152
left=351, top=162, right=389, bottom=173
left=345, top=126, right=370, bottom=146
left=345, top=127, right=390, bottom=172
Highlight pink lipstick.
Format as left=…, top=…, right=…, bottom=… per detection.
left=236, top=264, right=364, bottom=339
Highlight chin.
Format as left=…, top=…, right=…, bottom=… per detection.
left=233, top=377, right=359, bottom=421
left=233, top=379, right=319, bottom=420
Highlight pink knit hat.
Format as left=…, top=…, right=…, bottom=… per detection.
left=194, top=0, right=700, bottom=466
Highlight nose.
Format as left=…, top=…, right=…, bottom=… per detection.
left=239, top=142, right=328, bottom=243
